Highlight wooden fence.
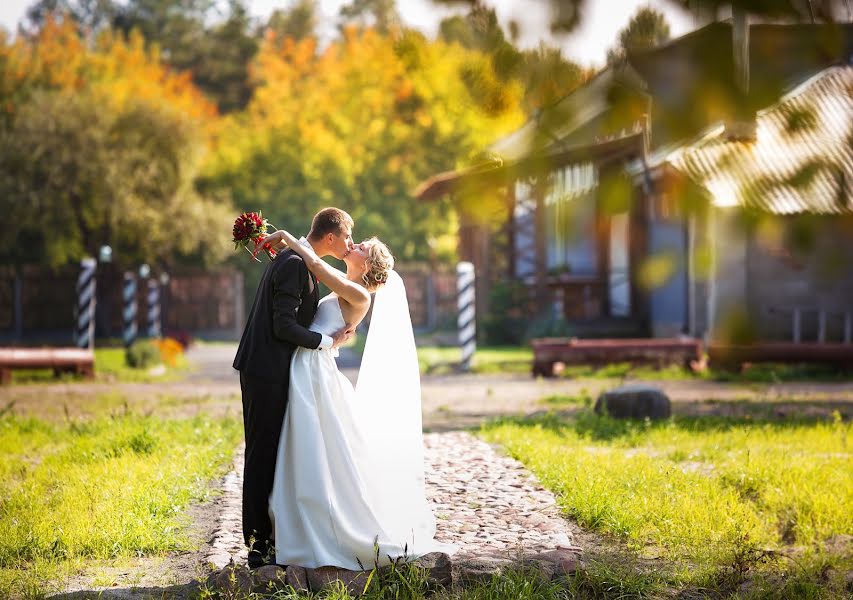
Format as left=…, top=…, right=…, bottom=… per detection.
left=0, top=263, right=458, bottom=344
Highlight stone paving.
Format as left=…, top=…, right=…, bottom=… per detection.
left=205, top=431, right=580, bottom=572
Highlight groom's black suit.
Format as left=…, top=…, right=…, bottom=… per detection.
left=233, top=248, right=322, bottom=565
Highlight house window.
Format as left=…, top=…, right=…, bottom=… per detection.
left=545, top=163, right=599, bottom=275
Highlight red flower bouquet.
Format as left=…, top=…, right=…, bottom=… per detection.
left=232, top=211, right=277, bottom=262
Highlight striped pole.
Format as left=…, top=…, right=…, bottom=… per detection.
left=457, top=262, right=476, bottom=372
left=74, top=258, right=97, bottom=349
left=122, top=272, right=138, bottom=348
left=146, top=278, right=161, bottom=338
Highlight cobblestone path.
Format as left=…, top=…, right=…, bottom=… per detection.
left=204, top=432, right=579, bottom=569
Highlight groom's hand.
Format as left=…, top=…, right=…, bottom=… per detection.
left=331, top=325, right=355, bottom=349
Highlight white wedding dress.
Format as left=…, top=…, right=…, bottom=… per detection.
left=269, top=273, right=449, bottom=570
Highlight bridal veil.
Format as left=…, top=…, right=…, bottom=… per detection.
left=354, top=270, right=436, bottom=550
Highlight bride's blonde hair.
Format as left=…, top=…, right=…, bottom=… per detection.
left=361, top=238, right=394, bottom=290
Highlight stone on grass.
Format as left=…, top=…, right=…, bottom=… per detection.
left=252, top=564, right=287, bottom=593
left=413, top=551, right=453, bottom=588
left=286, top=565, right=310, bottom=592
left=305, top=566, right=371, bottom=595
left=207, top=563, right=252, bottom=597
left=595, top=385, right=671, bottom=420
left=530, top=549, right=579, bottom=579
left=454, top=555, right=515, bottom=584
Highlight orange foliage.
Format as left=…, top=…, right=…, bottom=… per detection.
left=0, top=14, right=216, bottom=122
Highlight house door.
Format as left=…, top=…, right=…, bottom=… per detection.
left=609, top=213, right=631, bottom=317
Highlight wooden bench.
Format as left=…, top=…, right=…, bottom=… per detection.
left=0, top=348, right=95, bottom=384
left=708, top=343, right=853, bottom=371
left=531, top=337, right=703, bottom=377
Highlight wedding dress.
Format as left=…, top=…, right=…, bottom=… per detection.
left=269, top=272, right=448, bottom=570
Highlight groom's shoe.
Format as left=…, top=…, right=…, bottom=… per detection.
left=247, top=547, right=273, bottom=571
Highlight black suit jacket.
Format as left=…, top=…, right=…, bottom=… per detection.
left=233, top=248, right=322, bottom=382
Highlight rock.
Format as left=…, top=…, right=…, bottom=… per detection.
left=454, top=556, right=514, bottom=584
left=205, top=551, right=233, bottom=570
left=413, top=551, right=453, bottom=588
left=252, top=564, right=287, bottom=593
left=531, top=549, right=579, bottom=579
left=595, top=385, right=671, bottom=420
left=286, top=565, right=310, bottom=592
left=305, top=566, right=371, bottom=595
left=206, top=564, right=252, bottom=598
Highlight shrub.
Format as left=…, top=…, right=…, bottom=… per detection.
left=124, top=340, right=161, bottom=369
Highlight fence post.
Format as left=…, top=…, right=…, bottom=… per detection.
left=74, top=257, right=97, bottom=349
left=123, top=272, right=137, bottom=348
left=792, top=308, right=801, bottom=344
left=146, top=278, right=161, bottom=338
left=457, top=262, right=476, bottom=372
left=844, top=312, right=852, bottom=345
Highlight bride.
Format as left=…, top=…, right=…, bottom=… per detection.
left=260, top=229, right=447, bottom=570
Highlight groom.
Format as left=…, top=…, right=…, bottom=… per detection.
left=233, top=206, right=355, bottom=569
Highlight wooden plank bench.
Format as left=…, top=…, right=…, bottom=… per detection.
left=0, top=348, right=95, bottom=384
left=531, top=337, right=703, bottom=377
left=708, top=343, right=853, bottom=371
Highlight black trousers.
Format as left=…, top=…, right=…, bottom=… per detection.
left=240, top=371, right=289, bottom=563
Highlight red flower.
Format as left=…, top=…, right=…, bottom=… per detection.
left=232, top=211, right=277, bottom=262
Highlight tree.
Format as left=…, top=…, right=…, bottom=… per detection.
left=339, top=0, right=401, bottom=33
left=606, top=6, right=671, bottom=65
left=438, top=5, right=586, bottom=113
left=520, top=44, right=590, bottom=111
left=22, top=0, right=117, bottom=35
left=111, top=0, right=257, bottom=112
left=201, top=27, right=525, bottom=265
left=266, top=0, right=319, bottom=41
left=0, top=15, right=228, bottom=269
left=0, top=90, right=231, bottom=269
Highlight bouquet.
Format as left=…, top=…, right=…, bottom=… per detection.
left=232, top=211, right=277, bottom=262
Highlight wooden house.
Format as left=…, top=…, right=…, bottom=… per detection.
left=415, top=18, right=853, bottom=345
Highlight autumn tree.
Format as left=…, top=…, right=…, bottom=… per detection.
left=0, top=16, right=229, bottom=269
left=201, top=26, right=524, bottom=266
left=266, top=0, right=319, bottom=41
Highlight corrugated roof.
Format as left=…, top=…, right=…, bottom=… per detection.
left=669, top=65, right=853, bottom=214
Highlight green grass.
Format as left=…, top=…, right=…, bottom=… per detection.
left=558, top=361, right=853, bottom=383
left=10, top=346, right=190, bottom=384
left=416, top=346, right=533, bottom=375
left=0, top=411, right=242, bottom=598
left=412, top=344, right=851, bottom=382
left=479, top=409, right=853, bottom=598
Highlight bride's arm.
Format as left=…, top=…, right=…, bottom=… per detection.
left=269, top=230, right=370, bottom=309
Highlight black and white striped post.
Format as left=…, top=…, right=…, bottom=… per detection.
left=122, top=271, right=138, bottom=348
left=146, top=278, right=161, bottom=338
left=456, top=261, right=476, bottom=372
left=74, top=257, right=97, bottom=349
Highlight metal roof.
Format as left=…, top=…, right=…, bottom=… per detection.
left=669, top=65, right=853, bottom=215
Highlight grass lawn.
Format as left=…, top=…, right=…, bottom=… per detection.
left=558, top=361, right=853, bottom=383
left=0, top=411, right=241, bottom=598
left=413, top=343, right=851, bottom=383
left=416, top=346, right=533, bottom=374
left=480, top=407, right=853, bottom=598
left=10, top=346, right=190, bottom=385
